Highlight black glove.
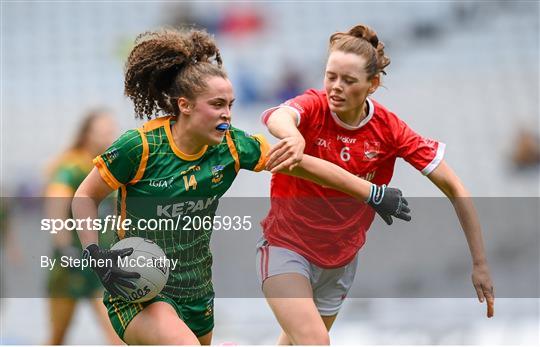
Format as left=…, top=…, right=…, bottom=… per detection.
left=367, top=184, right=411, bottom=225
left=82, top=244, right=140, bottom=299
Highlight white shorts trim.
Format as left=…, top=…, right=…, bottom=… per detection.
left=256, top=237, right=358, bottom=316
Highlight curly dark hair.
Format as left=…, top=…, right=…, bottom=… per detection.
left=124, top=28, right=227, bottom=119
left=329, top=24, right=390, bottom=78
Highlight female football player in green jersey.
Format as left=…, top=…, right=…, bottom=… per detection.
left=72, top=28, right=410, bottom=345
left=44, top=110, right=122, bottom=344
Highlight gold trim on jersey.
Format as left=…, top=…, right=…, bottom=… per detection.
left=141, top=116, right=171, bottom=132
left=164, top=117, right=208, bottom=161
left=252, top=134, right=270, bottom=172
left=225, top=131, right=240, bottom=173
left=93, top=156, right=122, bottom=190
left=128, top=128, right=149, bottom=185
left=118, top=185, right=127, bottom=240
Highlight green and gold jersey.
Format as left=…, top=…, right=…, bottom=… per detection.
left=94, top=116, right=269, bottom=301
left=49, top=150, right=94, bottom=194
left=47, top=150, right=94, bottom=249
left=47, top=150, right=117, bottom=248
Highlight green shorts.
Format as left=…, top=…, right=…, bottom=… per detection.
left=104, top=291, right=214, bottom=341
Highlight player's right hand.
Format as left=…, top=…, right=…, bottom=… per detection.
left=266, top=135, right=306, bottom=173
left=82, top=244, right=140, bottom=299
left=367, top=184, right=411, bottom=225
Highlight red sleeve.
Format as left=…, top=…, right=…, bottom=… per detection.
left=261, top=89, right=322, bottom=128
left=394, top=117, right=446, bottom=175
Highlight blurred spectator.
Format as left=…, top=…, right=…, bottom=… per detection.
left=163, top=2, right=220, bottom=34
left=453, top=2, right=480, bottom=24
left=510, top=128, right=540, bottom=171
left=0, top=196, right=23, bottom=296
left=275, top=63, right=305, bottom=102
left=411, top=21, right=442, bottom=41
left=231, top=66, right=261, bottom=104
left=218, top=5, right=265, bottom=38
left=44, top=108, right=121, bottom=345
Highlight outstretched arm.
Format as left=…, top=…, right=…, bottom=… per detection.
left=427, top=160, right=494, bottom=318
left=264, top=107, right=410, bottom=224
left=277, top=154, right=411, bottom=225
left=288, top=155, right=371, bottom=200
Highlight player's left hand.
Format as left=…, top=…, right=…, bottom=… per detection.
left=367, top=184, right=411, bottom=225
left=472, top=263, right=494, bottom=318
left=83, top=244, right=140, bottom=300
left=266, top=136, right=306, bottom=173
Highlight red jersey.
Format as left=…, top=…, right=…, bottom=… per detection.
left=261, top=89, right=445, bottom=268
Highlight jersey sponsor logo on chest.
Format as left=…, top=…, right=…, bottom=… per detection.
left=315, top=135, right=358, bottom=148
left=156, top=195, right=218, bottom=217
left=316, top=138, right=331, bottom=148
left=337, top=135, right=357, bottom=144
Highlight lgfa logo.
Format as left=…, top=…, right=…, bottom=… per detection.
left=149, top=177, right=175, bottom=188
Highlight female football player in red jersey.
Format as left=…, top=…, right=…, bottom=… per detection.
left=259, top=23, right=495, bottom=344
left=73, top=28, right=410, bottom=345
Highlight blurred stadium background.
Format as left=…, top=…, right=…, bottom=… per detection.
left=1, top=1, right=539, bottom=345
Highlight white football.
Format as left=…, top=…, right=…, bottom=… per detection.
left=111, top=237, right=169, bottom=303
